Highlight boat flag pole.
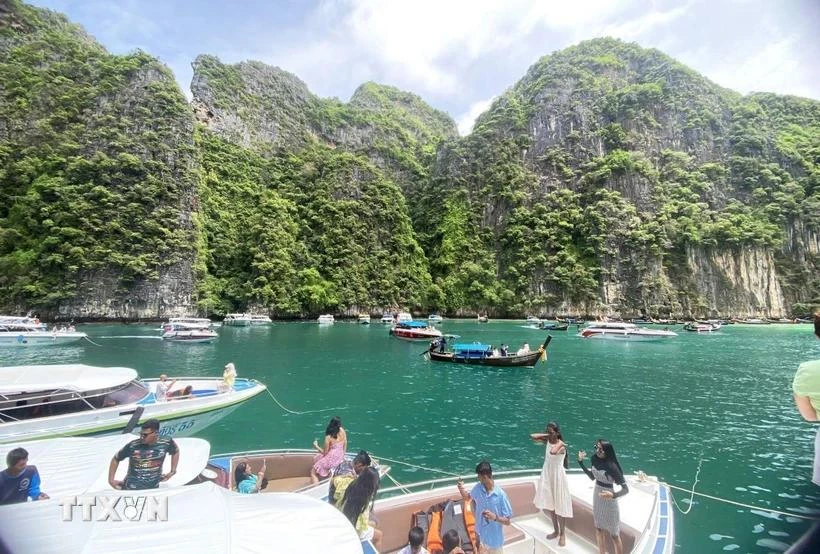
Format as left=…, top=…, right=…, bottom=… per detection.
left=122, top=406, right=145, bottom=434
left=539, top=335, right=553, bottom=362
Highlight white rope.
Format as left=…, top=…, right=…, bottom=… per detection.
left=368, top=453, right=461, bottom=478
left=666, top=482, right=820, bottom=521
left=668, top=455, right=703, bottom=515
left=384, top=472, right=412, bottom=495
left=265, top=389, right=346, bottom=415
left=83, top=336, right=105, bottom=347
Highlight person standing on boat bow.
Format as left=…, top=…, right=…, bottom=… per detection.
left=578, top=439, right=629, bottom=554
left=222, top=362, right=237, bottom=391
left=108, top=419, right=179, bottom=490
left=457, top=460, right=512, bottom=553
left=793, top=314, right=820, bottom=487
left=530, top=422, right=572, bottom=546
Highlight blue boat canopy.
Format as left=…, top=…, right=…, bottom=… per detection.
left=453, top=343, right=492, bottom=353
left=398, top=321, right=430, bottom=328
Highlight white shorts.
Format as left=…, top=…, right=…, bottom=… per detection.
left=813, top=427, right=820, bottom=486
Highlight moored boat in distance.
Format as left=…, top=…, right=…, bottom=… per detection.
left=223, top=313, right=252, bottom=326
left=428, top=335, right=552, bottom=367
left=396, top=311, right=413, bottom=323
left=389, top=320, right=442, bottom=341
left=0, top=315, right=87, bottom=346
left=427, top=313, right=443, bottom=323
left=578, top=321, right=678, bottom=340
left=358, top=313, right=371, bottom=324
left=317, top=314, right=335, bottom=324
left=372, top=468, right=673, bottom=554
left=684, top=321, right=721, bottom=333
left=249, top=314, right=273, bottom=325
left=477, top=314, right=489, bottom=323
left=161, top=322, right=218, bottom=343
left=380, top=313, right=394, bottom=324
left=0, top=364, right=267, bottom=443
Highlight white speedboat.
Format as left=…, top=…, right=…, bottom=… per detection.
left=578, top=321, right=677, bottom=340
left=0, top=315, right=87, bottom=346
left=526, top=315, right=541, bottom=324
left=380, top=313, right=394, bottom=324
left=396, top=311, right=413, bottom=323
left=428, top=314, right=443, bottom=323
left=161, top=322, right=218, bottom=342
left=0, top=364, right=267, bottom=443
left=249, top=314, right=273, bottom=325
left=223, top=313, right=252, bottom=326
left=358, top=313, right=371, bottom=324
left=317, top=314, right=335, bottom=324
left=372, top=469, right=674, bottom=554
left=0, top=482, right=361, bottom=554
left=167, top=316, right=214, bottom=329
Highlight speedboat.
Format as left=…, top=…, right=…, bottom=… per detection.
left=371, top=468, right=674, bottom=554
left=380, top=313, right=394, bottom=324
left=205, top=448, right=390, bottom=501
left=396, top=311, right=413, bottom=323
left=389, top=321, right=442, bottom=341
left=166, top=316, right=214, bottom=329
left=161, top=322, right=218, bottom=343
left=428, top=314, right=443, bottom=323
left=1, top=482, right=361, bottom=554
left=223, top=313, right=252, bottom=326
left=249, top=314, right=273, bottom=325
left=526, top=315, right=541, bottom=324
left=477, top=315, right=489, bottom=323
left=578, top=322, right=677, bottom=340
left=317, top=314, right=335, bottom=324
left=0, top=364, right=267, bottom=443
left=684, top=322, right=721, bottom=333
left=0, top=315, right=87, bottom=346
left=358, top=313, right=371, bottom=324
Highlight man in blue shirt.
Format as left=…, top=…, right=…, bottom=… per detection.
left=457, top=460, right=513, bottom=553
left=0, top=447, right=50, bottom=505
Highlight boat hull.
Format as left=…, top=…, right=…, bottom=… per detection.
left=428, top=350, right=544, bottom=367
left=0, top=331, right=87, bottom=346
left=0, top=378, right=266, bottom=444
left=389, top=328, right=442, bottom=340
left=162, top=330, right=218, bottom=342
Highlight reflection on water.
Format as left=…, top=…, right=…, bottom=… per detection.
left=0, top=321, right=818, bottom=551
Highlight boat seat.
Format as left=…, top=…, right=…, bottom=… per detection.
left=263, top=476, right=313, bottom=493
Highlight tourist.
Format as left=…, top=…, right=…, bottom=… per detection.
left=398, top=526, right=429, bottom=554
left=310, top=416, right=347, bottom=484
left=329, top=450, right=372, bottom=504
left=0, top=448, right=49, bottom=504
left=337, top=466, right=382, bottom=551
left=499, top=344, right=508, bottom=356
left=154, top=374, right=177, bottom=401
left=456, top=460, right=512, bottom=553
left=442, top=528, right=466, bottom=554
left=108, top=419, right=179, bottom=490
left=168, top=385, right=193, bottom=399
left=793, top=314, right=820, bottom=486
left=222, top=362, right=237, bottom=390
left=517, top=343, right=530, bottom=355
left=530, top=422, right=572, bottom=546
left=234, top=461, right=268, bottom=494
left=578, top=439, right=629, bottom=554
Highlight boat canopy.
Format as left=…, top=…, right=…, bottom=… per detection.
left=0, top=364, right=138, bottom=394
left=397, top=321, right=430, bottom=328
left=0, top=436, right=210, bottom=498
left=0, top=482, right=363, bottom=554
left=453, top=343, right=492, bottom=353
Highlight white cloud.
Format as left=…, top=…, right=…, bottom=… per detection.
left=598, top=4, right=691, bottom=41
left=457, top=97, right=495, bottom=136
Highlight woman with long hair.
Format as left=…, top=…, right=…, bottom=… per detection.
left=234, top=461, right=267, bottom=494
left=310, top=416, right=347, bottom=484
left=530, top=421, right=572, bottom=546
left=338, top=466, right=382, bottom=550
left=578, top=439, right=629, bottom=554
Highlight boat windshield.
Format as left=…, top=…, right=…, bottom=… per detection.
left=0, top=380, right=149, bottom=422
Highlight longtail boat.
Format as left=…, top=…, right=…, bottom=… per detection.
left=427, top=335, right=552, bottom=367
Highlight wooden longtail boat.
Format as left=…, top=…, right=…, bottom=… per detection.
left=427, top=335, right=552, bottom=367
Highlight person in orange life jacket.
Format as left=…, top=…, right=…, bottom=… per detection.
left=457, top=460, right=512, bottom=553
left=0, top=448, right=49, bottom=505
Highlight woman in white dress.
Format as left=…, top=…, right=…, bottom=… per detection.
left=530, top=421, right=573, bottom=546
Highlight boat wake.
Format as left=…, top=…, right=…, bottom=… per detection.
left=97, top=335, right=164, bottom=339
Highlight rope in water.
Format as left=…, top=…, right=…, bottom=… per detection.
left=265, top=389, right=346, bottom=415
left=375, top=455, right=820, bottom=522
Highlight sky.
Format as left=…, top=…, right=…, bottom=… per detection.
left=27, top=0, right=820, bottom=135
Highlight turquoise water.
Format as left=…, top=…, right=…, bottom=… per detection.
left=2, top=321, right=818, bottom=552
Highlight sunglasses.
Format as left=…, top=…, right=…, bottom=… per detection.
left=140, top=430, right=156, bottom=438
